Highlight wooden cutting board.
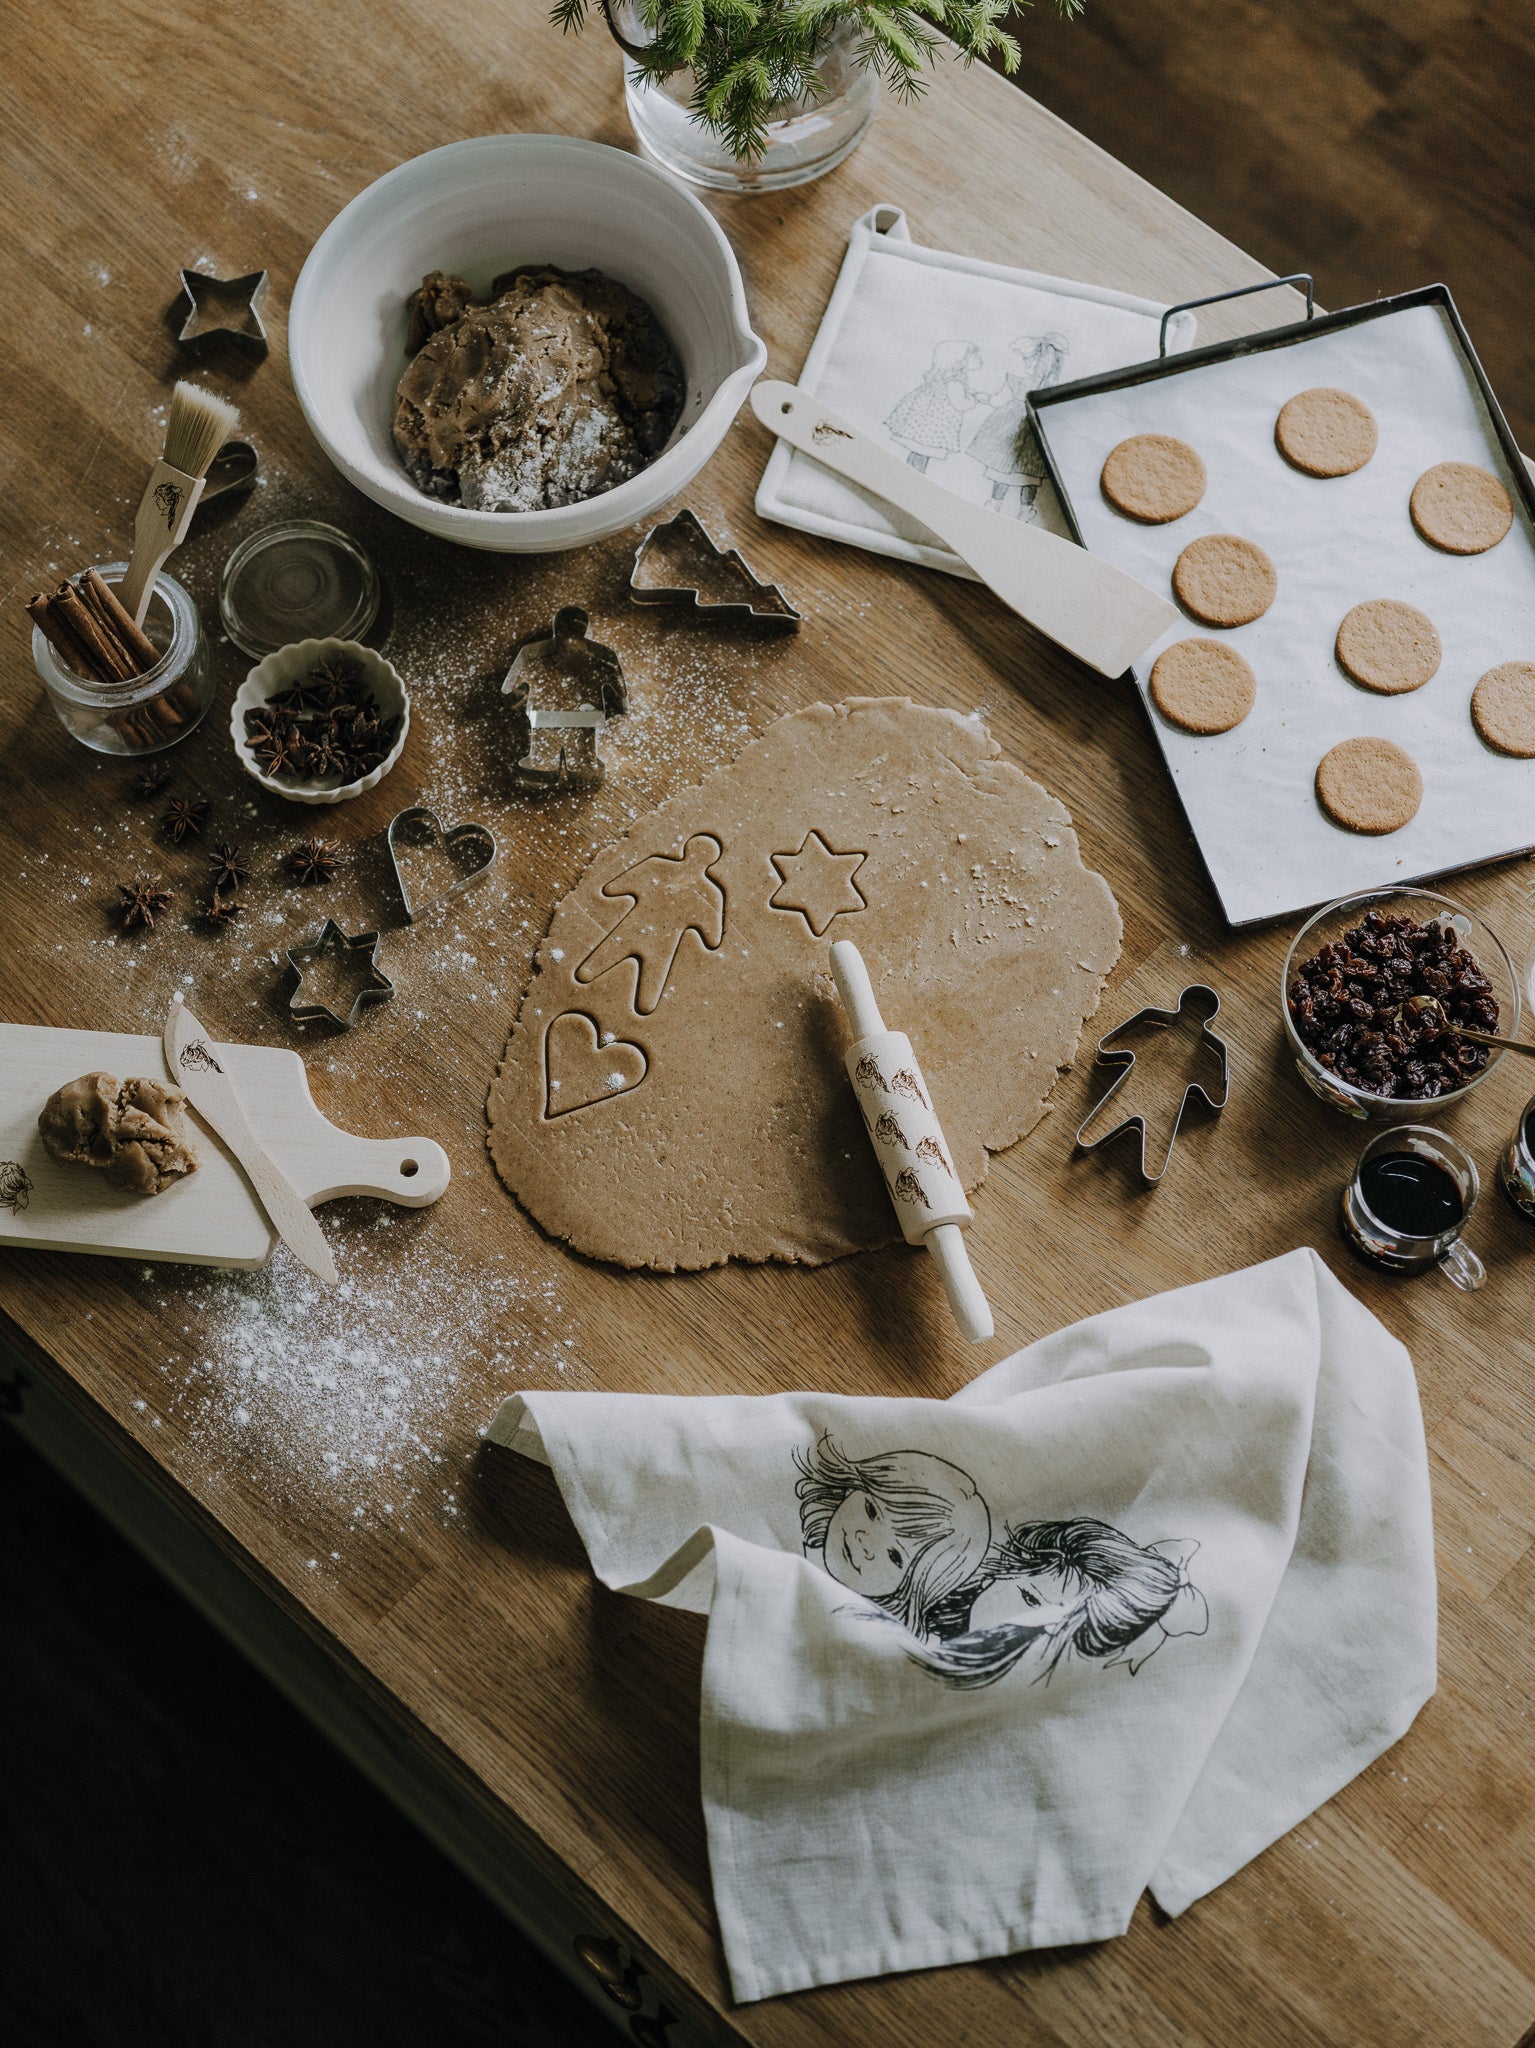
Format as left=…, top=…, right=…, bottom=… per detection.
left=0, top=1024, right=450, bottom=1268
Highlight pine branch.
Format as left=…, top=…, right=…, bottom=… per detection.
left=559, top=0, right=1084, bottom=161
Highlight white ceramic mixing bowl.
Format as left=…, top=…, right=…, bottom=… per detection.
left=288, top=134, right=766, bottom=552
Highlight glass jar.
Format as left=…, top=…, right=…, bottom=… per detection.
left=611, top=5, right=878, bottom=193
left=30, top=564, right=212, bottom=755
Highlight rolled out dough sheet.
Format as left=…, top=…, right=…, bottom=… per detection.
left=487, top=697, right=1121, bottom=1270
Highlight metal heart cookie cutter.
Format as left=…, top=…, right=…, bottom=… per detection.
left=630, top=509, right=800, bottom=632
left=386, top=806, right=498, bottom=923
left=1074, top=983, right=1230, bottom=1187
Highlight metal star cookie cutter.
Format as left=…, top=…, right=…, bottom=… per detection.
left=172, top=267, right=270, bottom=357
left=386, top=805, right=498, bottom=924
left=285, top=919, right=394, bottom=1028
left=630, top=509, right=800, bottom=632
left=1074, top=983, right=1230, bottom=1187
left=502, top=606, right=628, bottom=795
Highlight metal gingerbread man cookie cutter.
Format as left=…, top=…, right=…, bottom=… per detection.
left=501, top=606, right=627, bottom=794
left=1074, top=982, right=1230, bottom=1187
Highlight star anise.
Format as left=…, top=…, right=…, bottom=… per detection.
left=310, top=653, right=361, bottom=696
left=287, top=836, right=340, bottom=885
left=133, top=760, right=172, bottom=800
left=206, top=841, right=249, bottom=890
left=162, top=797, right=210, bottom=843
left=117, top=876, right=173, bottom=931
left=202, top=888, right=245, bottom=929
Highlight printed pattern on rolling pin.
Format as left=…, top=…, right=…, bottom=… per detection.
left=844, top=1031, right=971, bottom=1243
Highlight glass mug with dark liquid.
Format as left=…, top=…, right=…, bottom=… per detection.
left=1341, top=1126, right=1485, bottom=1291
left=1498, top=1094, right=1535, bottom=1222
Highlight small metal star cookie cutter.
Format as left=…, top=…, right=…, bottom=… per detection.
left=1074, top=983, right=1230, bottom=1187
left=285, top=919, right=395, bottom=1028
left=172, top=267, right=270, bottom=357
left=630, top=509, right=800, bottom=632
left=386, top=805, right=498, bottom=924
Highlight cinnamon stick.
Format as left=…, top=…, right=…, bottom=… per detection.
left=51, top=579, right=136, bottom=682
left=26, top=592, right=112, bottom=682
left=80, top=568, right=159, bottom=671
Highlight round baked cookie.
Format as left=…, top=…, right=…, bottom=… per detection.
left=1471, top=661, right=1535, bottom=758
left=1149, top=638, right=1257, bottom=734
left=1335, top=599, right=1441, bottom=694
left=1171, top=533, right=1277, bottom=627
left=1315, top=737, right=1423, bottom=835
left=1101, top=434, right=1207, bottom=523
left=1410, top=461, right=1513, bottom=554
left=1275, top=387, right=1378, bottom=476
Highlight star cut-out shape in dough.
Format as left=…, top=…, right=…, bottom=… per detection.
left=768, top=831, right=868, bottom=936
left=174, top=267, right=270, bottom=356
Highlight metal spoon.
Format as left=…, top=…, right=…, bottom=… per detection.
left=1406, top=995, right=1535, bottom=1059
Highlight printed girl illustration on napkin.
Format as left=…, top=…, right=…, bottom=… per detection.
left=883, top=340, right=989, bottom=471
left=795, top=1432, right=1207, bottom=1688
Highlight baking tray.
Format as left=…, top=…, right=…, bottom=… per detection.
left=1028, top=280, right=1535, bottom=926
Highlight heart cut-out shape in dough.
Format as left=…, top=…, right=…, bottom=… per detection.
left=543, top=1011, right=648, bottom=1118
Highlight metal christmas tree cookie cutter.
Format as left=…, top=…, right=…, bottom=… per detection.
left=1074, top=983, right=1230, bottom=1186
left=630, top=509, right=801, bottom=632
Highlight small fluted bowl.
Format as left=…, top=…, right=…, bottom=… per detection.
left=231, top=638, right=408, bottom=806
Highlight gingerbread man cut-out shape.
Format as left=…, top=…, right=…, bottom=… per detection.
left=768, top=830, right=868, bottom=937
left=576, top=834, right=726, bottom=1016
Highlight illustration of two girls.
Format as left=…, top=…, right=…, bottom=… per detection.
left=794, top=1433, right=1207, bottom=1690
left=882, top=332, right=1068, bottom=518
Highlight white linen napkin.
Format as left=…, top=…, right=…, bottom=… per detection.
left=754, top=203, right=1199, bottom=575
left=488, top=1248, right=1435, bottom=2002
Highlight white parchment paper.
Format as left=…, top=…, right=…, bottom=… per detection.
left=1037, top=302, right=1535, bottom=925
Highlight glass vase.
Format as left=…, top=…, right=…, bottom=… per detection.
left=609, top=5, right=878, bottom=193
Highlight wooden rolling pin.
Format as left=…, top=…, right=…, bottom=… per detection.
left=829, top=940, right=994, bottom=1344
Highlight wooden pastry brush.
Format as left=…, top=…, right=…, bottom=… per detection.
left=117, top=381, right=240, bottom=626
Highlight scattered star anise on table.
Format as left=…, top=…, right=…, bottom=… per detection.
left=206, top=841, right=249, bottom=891
left=162, top=796, right=210, bottom=843
left=287, top=836, right=340, bottom=885
left=133, top=760, right=172, bottom=800
left=202, top=888, right=245, bottom=929
left=117, top=876, right=173, bottom=931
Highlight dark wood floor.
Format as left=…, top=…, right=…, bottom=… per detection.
left=5, top=10, right=1532, bottom=2043
left=0, top=1423, right=605, bottom=2048
left=1003, top=0, right=1535, bottom=449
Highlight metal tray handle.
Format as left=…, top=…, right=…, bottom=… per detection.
left=1161, top=273, right=1315, bottom=357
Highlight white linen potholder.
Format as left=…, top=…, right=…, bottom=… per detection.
left=754, top=204, right=1199, bottom=576
left=490, top=1248, right=1436, bottom=2003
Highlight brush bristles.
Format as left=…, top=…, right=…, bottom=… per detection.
left=163, top=381, right=241, bottom=479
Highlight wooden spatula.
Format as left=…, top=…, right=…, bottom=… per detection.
left=751, top=379, right=1177, bottom=677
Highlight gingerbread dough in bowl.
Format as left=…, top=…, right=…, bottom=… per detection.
left=487, top=698, right=1121, bottom=1270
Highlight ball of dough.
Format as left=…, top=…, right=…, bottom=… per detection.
left=38, top=1072, right=198, bottom=1197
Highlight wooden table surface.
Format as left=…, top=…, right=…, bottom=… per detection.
left=6, top=6, right=1535, bottom=2043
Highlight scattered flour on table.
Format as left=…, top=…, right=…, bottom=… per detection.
left=131, top=1214, right=578, bottom=1536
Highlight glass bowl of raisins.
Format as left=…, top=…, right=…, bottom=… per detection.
left=1283, top=888, right=1520, bottom=1121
